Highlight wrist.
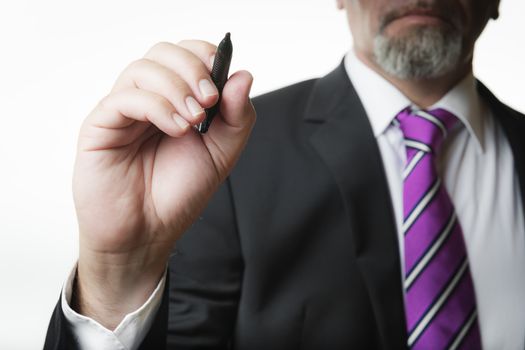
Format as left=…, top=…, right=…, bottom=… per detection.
left=73, top=246, right=169, bottom=330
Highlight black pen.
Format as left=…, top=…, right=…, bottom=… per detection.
left=197, top=32, right=233, bottom=134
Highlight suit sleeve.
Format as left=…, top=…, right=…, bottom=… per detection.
left=43, top=294, right=80, bottom=350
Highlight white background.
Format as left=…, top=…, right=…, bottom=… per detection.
left=0, top=0, right=523, bottom=348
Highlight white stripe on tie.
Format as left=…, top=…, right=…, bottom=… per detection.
left=405, top=213, right=457, bottom=290
left=404, top=139, right=432, bottom=153
left=403, top=180, right=441, bottom=234
left=415, top=110, right=448, bottom=137
left=403, top=151, right=426, bottom=179
left=408, top=259, right=469, bottom=346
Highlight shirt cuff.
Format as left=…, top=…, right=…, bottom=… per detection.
left=61, top=263, right=166, bottom=350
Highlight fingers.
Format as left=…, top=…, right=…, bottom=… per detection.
left=176, top=40, right=218, bottom=71
left=148, top=40, right=217, bottom=75
left=109, top=40, right=221, bottom=128
left=144, top=42, right=219, bottom=107
left=113, top=59, right=209, bottom=126
left=80, top=88, right=191, bottom=151
left=83, top=39, right=252, bottom=155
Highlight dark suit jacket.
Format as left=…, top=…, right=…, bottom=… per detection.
left=44, top=60, right=525, bottom=350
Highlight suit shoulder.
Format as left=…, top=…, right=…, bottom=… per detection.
left=499, top=102, right=525, bottom=120
left=251, top=78, right=318, bottom=116
left=478, top=80, right=525, bottom=121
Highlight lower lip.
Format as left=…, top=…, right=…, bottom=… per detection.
left=392, top=14, right=448, bottom=27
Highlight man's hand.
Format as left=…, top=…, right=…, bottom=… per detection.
left=71, top=40, right=255, bottom=329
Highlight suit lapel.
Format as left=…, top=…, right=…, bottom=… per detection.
left=305, top=61, right=408, bottom=349
left=477, top=82, right=525, bottom=218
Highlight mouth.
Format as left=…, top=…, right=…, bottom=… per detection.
left=381, top=8, right=456, bottom=32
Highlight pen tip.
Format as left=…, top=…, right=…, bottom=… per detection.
left=225, top=32, right=231, bottom=39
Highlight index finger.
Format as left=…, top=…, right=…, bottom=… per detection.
left=176, top=39, right=218, bottom=71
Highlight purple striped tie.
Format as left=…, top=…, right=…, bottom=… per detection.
left=396, top=108, right=482, bottom=350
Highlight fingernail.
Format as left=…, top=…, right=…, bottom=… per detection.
left=246, top=71, right=254, bottom=90
left=185, top=96, right=204, bottom=117
left=199, top=79, right=218, bottom=97
left=209, top=55, right=216, bottom=68
left=173, top=113, right=189, bottom=130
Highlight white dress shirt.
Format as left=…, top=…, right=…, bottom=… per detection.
left=345, top=51, right=525, bottom=349
left=63, top=50, right=525, bottom=349
left=62, top=266, right=166, bottom=350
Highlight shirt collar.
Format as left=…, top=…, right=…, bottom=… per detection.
left=344, top=49, right=485, bottom=153
left=431, top=74, right=485, bottom=152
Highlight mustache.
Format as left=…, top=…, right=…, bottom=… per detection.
left=379, top=0, right=459, bottom=33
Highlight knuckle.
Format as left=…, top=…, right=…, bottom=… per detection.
left=125, top=58, right=150, bottom=73
left=145, top=41, right=173, bottom=57
left=196, top=39, right=217, bottom=52
left=176, top=39, right=190, bottom=46
left=178, top=39, right=217, bottom=56
left=97, top=93, right=114, bottom=111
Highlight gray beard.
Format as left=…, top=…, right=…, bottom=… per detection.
left=373, top=26, right=463, bottom=79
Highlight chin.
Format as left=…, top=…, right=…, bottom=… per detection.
left=373, top=25, right=463, bottom=80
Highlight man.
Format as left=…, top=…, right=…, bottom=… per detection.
left=45, top=0, right=525, bottom=349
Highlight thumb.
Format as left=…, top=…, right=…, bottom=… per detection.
left=218, top=69, right=255, bottom=129
left=202, top=70, right=256, bottom=175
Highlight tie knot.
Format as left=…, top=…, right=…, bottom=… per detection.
left=395, top=108, right=459, bottom=154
